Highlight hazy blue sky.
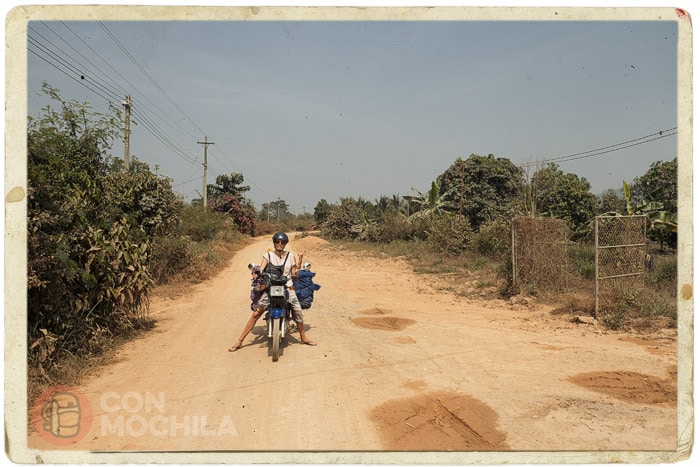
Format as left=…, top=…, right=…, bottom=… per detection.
left=24, top=7, right=682, bottom=213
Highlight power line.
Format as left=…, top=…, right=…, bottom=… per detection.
left=28, top=25, right=201, bottom=167
left=27, top=46, right=117, bottom=104
left=41, top=22, right=128, bottom=99
left=90, top=22, right=254, bottom=191
left=97, top=21, right=207, bottom=137
left=90, top=22, right=272, bottom=198
left=172, top=175, right=202, bottom=188
left=517, top=127, right=677, bottom=168
left=28, top=22, right=272, bottom=203
left=59, top=21, right=201, bottom=144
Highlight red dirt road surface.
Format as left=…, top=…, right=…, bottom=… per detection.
left=22, top=234, right=689, bottom=464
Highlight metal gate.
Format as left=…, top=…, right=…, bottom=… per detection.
left=594, top=215, right=647, bottom=313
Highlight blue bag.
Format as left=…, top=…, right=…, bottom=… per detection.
left=293, top=269, right=321, bottom=310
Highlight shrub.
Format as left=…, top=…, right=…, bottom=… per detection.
left=426, top=215, right=473, bottom=255
left=28, top=217, right=153, bottom=372
left=148, top=236, right=196, bottom=284
left=596, top=275, right=676, bottom=331
left=27, top=87, right=157, bottom=376
left=599, top=308, right=627, bottom=330
left=474, top=220, right=510, bottom=259
left=321, top=198, right=365, bottom=240
left=376, top=213, right=418, bottom=243
left=178, top=205, right=230, bottom=242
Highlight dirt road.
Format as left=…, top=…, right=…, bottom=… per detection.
left=26, top=234, right=681, bottom=461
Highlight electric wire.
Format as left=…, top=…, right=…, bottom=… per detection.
left=172, top=175, right=203, bottom=188
left=59, top=21, right=201, bottom=144
left=29, top=25, right=201, bottom=166
left=27, top=43, right=117, bottom=104
left=40, top=22, right=129, bottom=100
left=517, top=128, right=677, bottom=167
left=95, top=21, right=261, bottom=196
left=97, top=21, right=207, bottom=138
left=30, top=22, right=270, bottom=204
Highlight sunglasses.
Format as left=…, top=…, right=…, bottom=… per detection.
left=274, top=240, right=287, bottom=245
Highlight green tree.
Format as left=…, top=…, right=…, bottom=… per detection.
left=207, top=172, right=255, bottom=234
left=631, top=158, right=677, bottom=213
left=597, top=188, right=626, bottom=215
left=531, top=163, right=597, bottom=233
left=314, top=199, right=332, bottom=225
left=102, top=157, right=183, bottom=239
left=391, top=194, right=411, bottom=217
left=260, top=198, right=290, bottom=222
left=625, top=158, right=678, bottom=248
left=208, top=172, right=250, bottom=200
left=373, top=194, right=409, bottom=217
left=623, top=180, right=677, bottom=249
left=320, top=197, right=369, bottom=240
left=437, top=155, right=523, bottom=230
left=374, top=195, right=393, bottom=216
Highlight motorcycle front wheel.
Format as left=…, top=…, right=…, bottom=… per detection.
left=272, top=318, right=281, bottom=362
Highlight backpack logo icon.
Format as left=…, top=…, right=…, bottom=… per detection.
left=32, top=386, right=93, bottom=445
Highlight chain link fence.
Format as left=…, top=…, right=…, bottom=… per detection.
left=511, top=216, right=572, bottom=295
left=594, top=215, right=647, bottom=313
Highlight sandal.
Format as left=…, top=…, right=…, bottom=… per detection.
left=228, top=339, right=243, bottom=352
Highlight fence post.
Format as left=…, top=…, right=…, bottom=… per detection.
left=594, top=216, right=599, bottom=315
left=511, top=220, right=517, bottom=293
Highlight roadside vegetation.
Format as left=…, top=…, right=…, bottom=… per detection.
left=27, top=86, right=251, bottom=400
left=27, top=84, right=677, bottom=402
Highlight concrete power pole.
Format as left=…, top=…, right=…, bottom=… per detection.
left=122, top=94, right=132, bottom=171
left=197, top=136, right=215, bottom=208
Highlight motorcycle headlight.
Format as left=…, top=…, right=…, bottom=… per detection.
left=269, top=285, right=285, bottom=297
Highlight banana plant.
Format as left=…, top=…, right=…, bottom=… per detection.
left=408, top=179, right=454, bottom=222
left=622, top=180, right=677, bottom=233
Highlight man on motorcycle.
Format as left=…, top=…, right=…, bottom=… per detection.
left=229, top=231, right=317, bottom=351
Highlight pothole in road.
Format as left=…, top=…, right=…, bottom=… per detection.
left=370, top=390, right=508, bottom=451
left=352, top=316, right=416, bottom=331
left=568, top=370, right=677, bottom=406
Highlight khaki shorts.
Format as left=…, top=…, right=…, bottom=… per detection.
left=257, top=289, right=304, bottom=323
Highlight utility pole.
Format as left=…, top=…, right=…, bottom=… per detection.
left=197, top=136, right=215, bottom=208
left=122, top=94, right=132, bottom=171
left=460, top=158, right=465, bottom=217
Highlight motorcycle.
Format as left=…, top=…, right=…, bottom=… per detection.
left=249, top=262, right=311, bottom=362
